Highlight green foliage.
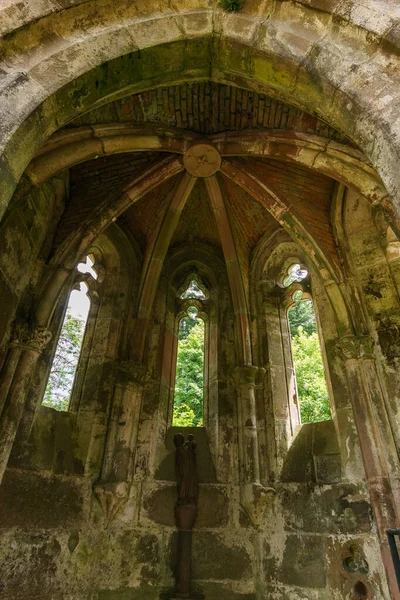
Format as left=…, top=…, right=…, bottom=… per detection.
left=173, top=319, right=204, bottom=427
left=220, top=0, right=244, bottom=11
left=288, top=299, right=316, bottom=337
left=178, top=314, right=198, bottom=341
left=43, top=311, right=86, bottom=411
left=290, top=325, right=331, bottom=423
left=180, top=279, right=207, bottom=300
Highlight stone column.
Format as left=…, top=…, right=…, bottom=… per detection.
left=234, top=365, right=274, bottom=526
left=94, top=361, right=146, bottom=523
left=234, top=365, right=261, bottom=486
left=0, top=325, right=51, bottom=483
left=337, top=335, right=400, bottom=599
left=258, top=283, right=298, bottom=478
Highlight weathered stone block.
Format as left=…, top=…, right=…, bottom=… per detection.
left=0, top=470, right=85, bottom=528
left=144, top=483, right=229, bottom=528
left=168, top=531, right=253, bottom=581
left=314, top=453, right=341, bottom=484
left=279, top=534, right=326, bottom=588
left=98, top=584, right=160, bottom=600
left=192, top=581, right=255, bottom=600
left=280, top=484, right=372, bottom=535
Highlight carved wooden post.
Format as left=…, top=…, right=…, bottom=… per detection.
left=0, top=325, right=51, bottom=483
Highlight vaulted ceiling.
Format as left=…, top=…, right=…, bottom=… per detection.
left=53, top=83, right=352, bottom=276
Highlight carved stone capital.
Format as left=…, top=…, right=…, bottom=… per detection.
left=336, top=335, right=375, bottom=361
left=240, top=482, right=276, bottom=528
left=94, top=481, right=130, bottom=525
left=234, top=365, right=265, bottom=387
left=115, top=361, right=147, bottom=386
left=11, top=324, right=52, bottom=352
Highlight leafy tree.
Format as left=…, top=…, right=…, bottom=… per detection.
left=178, top=314, right=198, bottom=341
left=43, top=311, right=86, bottom=411
left=173, top=319, right=204, bottom=426
left=288, top=299, right=316, bottom=337
left=290, top=325, right=331, bottom=423
left=180, top=279, right=207, bottom=300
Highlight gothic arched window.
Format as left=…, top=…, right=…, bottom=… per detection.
left=283, top=263, right=331, bottom=423
left=42, top=255, right=99, bottom=411
left=172, top=279, right=209, bottom=427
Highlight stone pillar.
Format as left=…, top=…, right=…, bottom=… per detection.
left=0, top=325, right=51, bottom=483
left=337, top=335, right=400, bottom=599
left=234, top=365, right=275, bottom=526
left=259, top=283, right=298, bottom=477
left=94, top=361, right=145, bottom=523
left=234, top=365, right=262, bottom=486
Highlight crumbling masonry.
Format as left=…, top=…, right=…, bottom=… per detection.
left=1, top=1, right=400, bottom=598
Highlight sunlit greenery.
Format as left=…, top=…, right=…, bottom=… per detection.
left=180, top=279, right=207, bottom=300
left=43, top=311, right=86, bottom=411
left=173, top=312, right=204, bottom=427
left=288, top=297, right=316, bottom=337
left=288, top=300, right=331, bottom=423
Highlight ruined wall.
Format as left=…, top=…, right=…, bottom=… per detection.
left=0, top=224, right=389, bottom=600
left=0, top=176, right=67, bottom=367
left=0, top=405, right=385, bottom=599
left=0, top=0, right=399, bottom=589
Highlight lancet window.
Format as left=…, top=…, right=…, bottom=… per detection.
left=282, top=263, right=331, bottom=423
left=172, top=279, right=209, bottom=427
left=42, top=254, right=100, bottom=411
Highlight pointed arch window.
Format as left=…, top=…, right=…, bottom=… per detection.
left=283, top=264, right=331, bottom=423
left=171, top=277, right=210, bottom=427
left=173, top=305, right=205, bottom=426
left=42, top=255, right=99, bottom=411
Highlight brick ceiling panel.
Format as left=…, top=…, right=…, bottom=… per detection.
left=119, top=175, right=179, bottom=258
left=219, top=174, right=278, bottom=257
left=242, top=157, right=338, bottom=263
left=69, top=83, right=350, bottom=143
left=53, top=152, right=164, bottom=253
left=170, top=179, right=221, bottom=252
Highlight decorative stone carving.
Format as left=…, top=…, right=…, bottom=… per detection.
left=94, top=481, right=130, bottom=525
left=336, top=335, right=375, bottom=360
left=183, top=142, right=221, bottom=178
left=240, top=482, right=276, bottom=529
left=11, top=324, right=52, bottom=352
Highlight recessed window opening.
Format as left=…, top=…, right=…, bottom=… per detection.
left=180, top=278, right=208, bottom=300
left=77, top=254, right=98, bottom=279
left=283, top=263, right=308, bottom=287
left=173, top=305, right=205, bottom=427
left=288, top=289, right=331, bottom=423
left=43, top=257, right=95, bottom=411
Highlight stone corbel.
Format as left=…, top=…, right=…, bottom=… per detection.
left=240, top=482, right=276, bottom=528
left=93, top=481, right=130, bottom=525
